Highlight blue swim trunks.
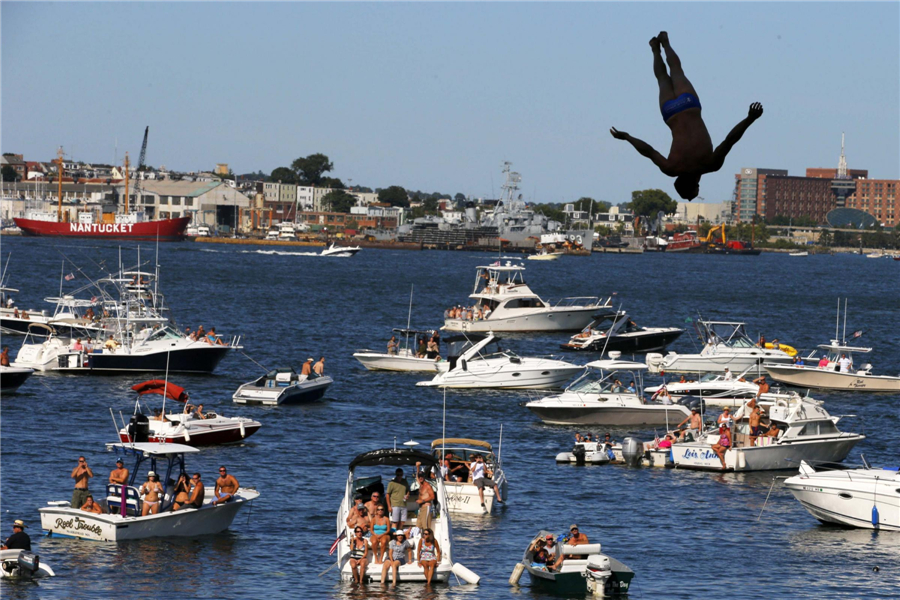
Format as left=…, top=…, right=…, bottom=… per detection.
left=661, top=93, right=701, bottom=122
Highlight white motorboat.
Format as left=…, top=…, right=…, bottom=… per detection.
left=118, top=380, right=261, bottom=445
left=232, top=367, right=333, bottom=405
left=556, top=440, right=612, bottom=465
left=0, top=550, right=55, bottom=579
left=561, top=310, right=683, bottom=354
left=784, top=459, right=900, bottom=531
left=646, top=321, right=795, bottom=375
left=431, top=438, right=508, bottom=514
left=416, top=333, right=582, bottom=389
left=527, top=247, right=563, bottom=261
left=277, top=222, right=297, bottom=240
left=265, top=229, right=279, bottom=241
left=39, top=442, right=260, bottom=541
left=671, top=397, right=864, bottom=471
left=789, top=251, right=809, bottom=257
left=11, top=324, right=72, bottom=371
left=320, top=243, right=361, bottom=257
left=526, top=356, right=691, bottom=427
left=644, top=369, right=804, bottom=407
left=0, top=285, right=53, bottom=335
left=0, top=365, right=34, bottom=393
left=353, top=328, right=441, bottom=372
left=443, top=262, right=611, bottom=333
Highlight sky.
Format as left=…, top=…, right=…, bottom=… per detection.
left=2, top=2, right=898, bottom=205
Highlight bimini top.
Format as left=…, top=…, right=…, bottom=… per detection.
left=442, top=333, right=489, bottom=345
left=106, top=442, right=200, bottom=456
left=431, top=438, right=493, bottom=450
left=585, top=359, right=649, bottom=371
left=349, top=448, right=438, bottom=470
left=476, top=263, right=525, bottom=272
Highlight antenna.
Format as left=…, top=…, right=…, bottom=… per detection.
left=835, top=298, right=840, bottom=342
left=837, top=132, right=849, bottom=180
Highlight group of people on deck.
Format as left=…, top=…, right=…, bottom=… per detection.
left=528, top=524, right=591, bottom=572
left=443, top=304, right=492, bottom=321
left=184, top=325, right=226, bottom=345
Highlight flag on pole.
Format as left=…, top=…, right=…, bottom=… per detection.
left=329, top=530, right=346, bottom=555
left=64, top=273, right=75, bottom=281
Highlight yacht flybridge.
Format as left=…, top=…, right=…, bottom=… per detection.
left=443, top=262, right=610, bottom=333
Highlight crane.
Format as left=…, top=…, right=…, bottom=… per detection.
left=128, top=126, right=149, bottom=213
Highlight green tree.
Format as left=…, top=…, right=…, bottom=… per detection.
left=1, top=165, right=20, bottom=182
left=270, top=166, right=296, bottom=184
left=454, top=193, right=466, bottom=203
left=817, top=229, right=832, bottom=247
left=627, top=189, right=677, bottom=218
left=321, top=190, right=357, bottom=213
left=573, top=197, right=611, bottom=214
left=291, top=153, right=333, bottom=186
left=594, top=224, right=612, bottom=236
left=320, top=177, right=345, bottom=189
left=378, top=186, right=409, bottom=207
left=531, top=203, right=566, bottom=223
left=423, top=197, right=439, bottom=215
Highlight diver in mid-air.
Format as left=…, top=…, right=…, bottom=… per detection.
left=610, top=31, right=763, bottom=200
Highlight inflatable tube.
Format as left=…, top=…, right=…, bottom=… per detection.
left=452, top=562, right=480, bottom=584
left=765, top=342, right=797, bottom=357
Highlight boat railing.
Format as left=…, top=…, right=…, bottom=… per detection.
left=546, top=296, right=611, bottom=308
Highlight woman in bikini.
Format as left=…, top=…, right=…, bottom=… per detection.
left=711, top=425, right=732, bottom=470
left=369, top=505, right=392, bottom=564
left=172, top=473, right=191, bottom=510
left=140, top=471, right=165, bottom=516
left=348, top=527, right=370, bottom=584
left=417, top=528, right=442, bottom=585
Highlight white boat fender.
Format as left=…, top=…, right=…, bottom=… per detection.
left=452, top=562, right=480, bottom=585
left=239, top=421, right=246, bottom=438
left=509, top=562, right=526, bottom=586
left=738, top=452, right=746, bottom=470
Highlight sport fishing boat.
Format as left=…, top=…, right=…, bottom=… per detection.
left=0, top=365, right=34, bottom=394
left=561, top=311, right=683, bottom=354
left=416, top=333, right=582, bottom=389
left=644, top=369, right=804, bottom=407
left=39, top=442, right=259, bottom=541
left=232, top=367, right=333, bottom=405
left=443, top=262, right=610, bottom=333
left=783, top=459, right=900, bottom=531
left=525, top=356, right=691, bottom=427
left=320, top=243, right=361, bottom=257
left=431, top=437, right=508, bottom=514
left=511, top=530, right=634, bottom=596
left=0, top=550, right=55, bottom=580
left=0, top=286, right=52, bottom=335
left=353, top=328, right=442, bottom=372
left=646, top=321, right=794, bottom=375
left=671, top=397, right=864, bottom=471
left=765, top=341, right=900, bottom=392
left=118, top=380, right=261, bottom=445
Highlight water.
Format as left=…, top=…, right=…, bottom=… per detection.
left=1, top=238, right=898, bottom=599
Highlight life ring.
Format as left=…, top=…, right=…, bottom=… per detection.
left=765, top=342, right=797, bottom=357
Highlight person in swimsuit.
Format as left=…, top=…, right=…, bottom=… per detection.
left=174, top=473, right=205, bottom=510
left=417, top=528, right=442, bottom=585
left=140, top=471, right=164, bottom=516
left=369, top=505, right=392, bottom=564
left=711, top=425, right=732, bottom=469
left=381, top=529, right=413, bottom=586
left=348, top=527, right=370, bottom=585
left=610, top=31, right=764, bottom=200
left=172, top=473, right=191, bottom=510
left=80, top=494, right=104, bottom=514
left=213, top=466, right=239, bottom=505
left=748, top=405, right=764, bottom=447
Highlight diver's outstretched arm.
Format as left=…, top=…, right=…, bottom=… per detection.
left=710, top=102, right=764, bottom=171
left=610, top=127, right=673, bottom=176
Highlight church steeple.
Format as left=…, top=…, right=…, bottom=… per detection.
left=837, top=132, right=848, bottom=179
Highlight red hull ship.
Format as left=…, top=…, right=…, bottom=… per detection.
left=14, top=216, right=191, bottom=241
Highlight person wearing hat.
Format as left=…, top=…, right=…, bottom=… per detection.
left=1, top=520, right=31, bottom=551
left=553, top=525, right=590, bottom=570
left=380, top=529, right=413, bottom=586
left=301, top=357, right=314, bottom=378
left=109, top=458, right=129, bottom=487
left=139, top=471, right=164, bottom=516
left=70, top=455, right=94, bottom=508
left=717, top=406, right=733, bottom=428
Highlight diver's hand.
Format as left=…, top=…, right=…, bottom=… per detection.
left=748, top=102, right=763, bottom=121
left=609, top=127, right=628, bottom=140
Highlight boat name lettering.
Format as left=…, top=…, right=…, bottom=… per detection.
left=447, top=493, right=470, bottom=504
left=682, top=448, right=718, bottom=461
left=68, top=223, right=136, bottom=234
left=849, top=379, right=866, bottom=388
left=54, top=517, right=103, bottom=535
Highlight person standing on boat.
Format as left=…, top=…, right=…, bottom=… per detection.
left=212, top=466, right=239, bottom=505
left=838, top=353, right=852, bottom=373
left=314, top=357, right=325, bottom=376
left=752, top=375, right=769, bottom=402
left=0, top=346, right=9, bottom=367
left=140, top=472, right=164, bottom=516
left=469, top=454, right=504, bottom=512
left=723, top=368, right=733, bottom=381
left=386, top=469, right=410, bottom=530
left=1, top=520, right=30, bottom=551
left=70, top=456, right=94, bottom=508
left=109, top=458, right=129, bottom=487
left=414, top=471, right=434, bottom=530
left=387, top=336, right=399, bottom=356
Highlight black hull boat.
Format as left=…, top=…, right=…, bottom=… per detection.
left=0, top=366, right=34, bottom=393
left=56, top=346, right=232, bottom=374
left=561, top=311, right=683, bottom=354
left=566, top=329, right=684, bottom=354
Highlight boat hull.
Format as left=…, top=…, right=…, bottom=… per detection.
left=651, top=352, right=793, bottom=375
left=352, top=352, right=440, bottom=372
left=419, top=365, right=581, bottom=389
left=764, top=365, right=900, bottom=392
left=672, top=436, right=864, bottom=472
left=527, top=404, right=690, bottom=427
left=525, top=556, right=634, bottom=596
left=563, top=330, right=684, bottom=354
left=118, top=423, right=261, bottom=446
left=232, top=376, right=332, bottom=405
left=0, top=366, right=34, bottom=393
left=445, top=307, right=598, bottom=333
left=13, top=216, right=191, bottom=241
left=784, top=472, right=900, bottom=531
left=443, top=478, right=506, bottom=514
left=56, top=346, right=231, bottom=374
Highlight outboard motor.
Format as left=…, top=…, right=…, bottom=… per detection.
left=17, top=552, right=40, bottom=577
left=584, top=554, right=612, bottom=597
left=572, top=444, right=587, bottom=465
left=128, top=414, right=150, bottom=443
left=621, top=437, right=643, bottom=468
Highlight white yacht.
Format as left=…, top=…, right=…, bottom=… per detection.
left=39, top=442, right=259, bottom=541
left=644, top=369, right=803, bottom=407
left=431, top=438, right=507, bottom=514
left=277, top=222, right=297, bottom=240
left=765, top=341, right=900, bottom=392
left=416, top=333, right=582, bottom=389
left=646, top=321, right=794, bottom=375
left=443, top=262, right=610, bottom=333
left=526, top=356, right=691, bottom=427
left=321, top=243, right=361, bottom=257
left=671, top=398, right=864, bottom=471
left=353, top=328, right=441, bottom=372
left=784, top=459, right=900, bottom=531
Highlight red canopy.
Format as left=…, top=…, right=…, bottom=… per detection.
left=131, top=380, right=189, bottom=403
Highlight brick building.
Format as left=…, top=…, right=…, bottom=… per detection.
left=847, top=179, right=898, bottom=227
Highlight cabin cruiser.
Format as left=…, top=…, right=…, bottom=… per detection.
left=232, top=367, right=333, bottom=405
left=561, top=311, right=683, bottom=353
left=118, top=380, right=261, bottom=445
left=0, top=285, right=52, bottom=335
left=40, top=442, right=259, bottom=541
left=321, top=243, right=361, bottom=257
left=671, top=397, right=864, bottom=471
left=646, top=321, right=794, bottom=375
left=431, top=438, right=507, bottom=514
left=765, top=340, right=900, bottom=392
left=784, top=459, right=900, bottom=531
left=417, top=333, right=582, bottom=389
left=10, top=324, right=73, bottom=371
left=0, top=550, right=55, bottom=579
left=512, top=530, right=634, bottom=596
left=526, top=355, right=691, bottom=426
left=353, top=328, right=441, bottom=372
left=336, top=447, right=471, bottom=584
left=443, top=262, right=610, bottom=333
left=645, top=369, right=804, bottom=407
left=0, top=365, right=34, bottom=393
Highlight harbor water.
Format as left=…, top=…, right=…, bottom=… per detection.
left=1, top=237, right=898, bottom=599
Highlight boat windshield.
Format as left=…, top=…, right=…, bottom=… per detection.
left=477, top=339, right=505, bottom=358
left=700, top=373, right=720, bottom=383
left=702, top=322, right=753, bottom=347
left=568, top=370, right=615, bottom=394
left=144, top=326, right=182, bottom=342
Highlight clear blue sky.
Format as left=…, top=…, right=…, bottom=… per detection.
left=3, top=2, right=898, bottom=204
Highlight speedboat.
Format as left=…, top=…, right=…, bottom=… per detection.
left=416, top=333, right=582, bottom=389
left=0, top=365, right=34, bottom=393
left=232, top=367, right=333, bottom=405
left=556, top=440, right=613, bottom=465
left=527, top=246, right=563, bottom=261
left=10, top=324, right=72, bottom=371
left=431, top=437, right=507, bottom=514
left=39, top=442, right=260, bottom=541
left=353, top=328, right=442, bottom=372
left=526, top=355, right=691, bottom=427
left=512, top=530, right=634, bottom=596
left=645, top=369, right=804, bottom=407
left=561, top=311, right=683, bottom=354
left=765, top=341, right=900, bottom=392
left=783, top=459, right=900, bottom=531
left=443, top=262, right=611, bottom=333
left=671, top=397, right=864, bottom=471
left=119, top=380, right=261, bottom=445
left=320, top=243, right=361, bottom=257
left=646, top=321, right=795, bottom=375
left=789, top=251, right=809, bottom=257
left=0, top=550, right=55, bottom=579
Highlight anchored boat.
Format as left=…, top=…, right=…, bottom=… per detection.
left=232, top=367, right=333, bottom=405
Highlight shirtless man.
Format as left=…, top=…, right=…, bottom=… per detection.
left=71, top=456, right=94, bottom=508
left=676, top=408, right=703, bottom=441
left=109, top=458, right=129, bottom=486
left=140, top=471, right=164, bottom=516
left=346, top=497, right=371, bottom=534
left=753, top=375, right=770, bottom=401
left=301, top=358, right=314, bottom=378
left=415, top=471, right=435, bottom=530
left=80, top=494, right=104, bottom=514
left=365, top=491, right=387, bottom=516
left=0, top=346, right=10, bottom=367
left=174, top=473, right=205, bottom=510
left=212, top=466, right=239, bottom=504
left=610, top=32, right=763, bottom=200
left=553, top=525, right=590, bottom=570
left=748, top=405, right=764, bottom=446
left=313, top=357, right=325, bottom=376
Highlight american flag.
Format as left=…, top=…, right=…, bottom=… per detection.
left=850, top=330, right=863, bottom=339
left=650, top=383, right=666, bottom=402
left=329, top=530, right=346, bottom=556
left=64, top=273, right=75, bottom=281
left=654, top=431, right=661, bottom=447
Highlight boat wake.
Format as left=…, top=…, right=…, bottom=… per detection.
left=243, top=249, right=320, bottom=257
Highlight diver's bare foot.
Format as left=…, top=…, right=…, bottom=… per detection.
left=657, top=31, right=669, bottom=46
left=649, top=36, right=660, bottom=52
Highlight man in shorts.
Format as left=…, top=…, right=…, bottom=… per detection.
left=468, top=454, right=504, bottom=512
left=385, top=468, right=409, bottom=529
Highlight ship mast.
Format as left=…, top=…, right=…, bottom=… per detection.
left=124, top=152, right=130, bottom=213
left=56, top=147, right=64, bottom=220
